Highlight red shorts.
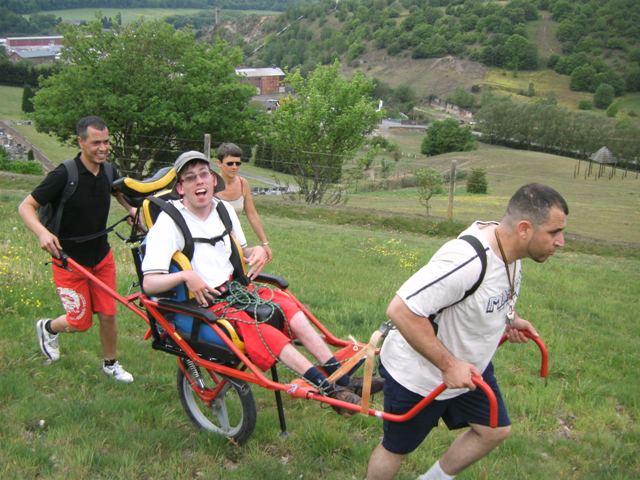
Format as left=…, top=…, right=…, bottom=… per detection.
left=210, top=286, right=301, bottom=371
left=52, top=251, right=117, bottom=331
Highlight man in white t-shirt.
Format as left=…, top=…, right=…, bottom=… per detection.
left=366, top=184, right=568, bottom=480
left=142, top=151, right=383, bottom=415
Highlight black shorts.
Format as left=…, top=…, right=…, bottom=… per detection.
left=380, top=362, right=511, bottom=455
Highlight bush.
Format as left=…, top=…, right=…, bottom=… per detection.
left=578, top=100, right=593, bottom=110
left=421, top=119, right=476, bottom=156
left=606, top=102, right=619, bottom=117
left=466, top=168, right=488, bottom=194
left=593, top=83, right=615, bottom=109
left=0, top=157, right=43, bottom=175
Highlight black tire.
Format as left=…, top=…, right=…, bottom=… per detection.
left=176, top=360, right=257, bottom=445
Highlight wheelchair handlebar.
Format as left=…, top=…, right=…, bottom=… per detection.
left=499, top=329, right=549, bottom=378
left=297, top=374, right=498, bottom=428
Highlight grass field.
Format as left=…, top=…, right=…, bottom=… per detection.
left=46, top=7, right=204, bottom=23
left=0, top=173, right=639, bottom=479
left=41, top=7, right=280, bottom=25
left=0, top=85, right=25, bottom=120
left=483, top=68, right=596, bottom=110
left=357, top=131, right=640, bottom=246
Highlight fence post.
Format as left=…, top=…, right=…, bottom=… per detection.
left=447, top=160, right=456, bottom=221
left=204, top=134, right=211, bottom=160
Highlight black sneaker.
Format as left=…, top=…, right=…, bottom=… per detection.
left=347, top=375, right=385, bottom=397
left=328, top=386, right=361, bottom=416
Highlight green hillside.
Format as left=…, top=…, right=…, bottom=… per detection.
left=243, top=0, right=639, bottom=113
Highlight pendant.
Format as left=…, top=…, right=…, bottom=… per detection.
left=506, top=299, right=515, bottom=325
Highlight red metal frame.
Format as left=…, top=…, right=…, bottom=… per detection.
left=55, top=255, right=549, bottom=429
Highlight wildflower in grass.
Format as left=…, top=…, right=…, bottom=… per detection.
left=365, top=238, right=419, bottom=271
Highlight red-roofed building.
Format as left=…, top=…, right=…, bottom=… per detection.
left=7, top=36, right=63, bottom=48
left=236, top=67, right=285, bottom=95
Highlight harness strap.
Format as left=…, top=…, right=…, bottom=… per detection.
left=146, top=196, right=195, bottom=260
left=62, top=214, right=131, bottom=243
left=193, top=230, right=229, bottom=247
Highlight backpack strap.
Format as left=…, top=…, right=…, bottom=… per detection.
left=50, top=159, right=79, bottom=236
left=457, top=234, right=487, bottom=302
left=104, top=162, right=114, bottom=188
left=214, top=201, right=250, bottom=286
left=427, top=234, right=488, bottom=327
left=61, top=162, right=124, bottom=243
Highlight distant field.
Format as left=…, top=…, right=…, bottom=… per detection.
left=0, top=85, right=24, bottom=119
left=614, top=93, right=640, bottom=117
left=355, top=131, right=640, bottom=246
left=44, top=8, right=204, bottom=24
left=484, top=68, right=594, bottom=109
left=42, top=7, right=279, bottom=25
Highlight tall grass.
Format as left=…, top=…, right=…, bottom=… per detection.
left=1, top=175, right=639, bottom=479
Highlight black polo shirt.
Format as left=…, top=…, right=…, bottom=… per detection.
left=31, top=154, right=121, bottom=267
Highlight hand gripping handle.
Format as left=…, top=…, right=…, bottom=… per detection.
left=378, top=375, right=498, bottom=427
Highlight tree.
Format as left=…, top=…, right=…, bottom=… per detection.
left=22, top=84, right=35, bottom=113
left=593, top=83, right=615, bottom=109
left=446, top=87, right=476, bottom=109
left=32, top=20, right=257, bottom=177
left=466, top=168, right=488, bottom=194
left=421, top=119, right=476, bottom=156
left=504, top=34, right=538, bottom=71
left=415, top=167, right=443, bottom=217
left=570, top=64, right=597, bottom=92
left=266, top=61, right=381, bottom=204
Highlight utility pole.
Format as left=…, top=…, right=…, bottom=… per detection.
left=204, top=134, right=211, bottom=160
left=447, top=160, right=456, bottom=221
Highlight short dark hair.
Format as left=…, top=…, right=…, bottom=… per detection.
left=504, top=183, right=569, bottom=227
left=217, top=142, right=243, bottom=161
left=76, top=116, right=108, bottom=139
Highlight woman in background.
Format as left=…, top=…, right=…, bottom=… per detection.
left=215, top=142, right=273, bottom=262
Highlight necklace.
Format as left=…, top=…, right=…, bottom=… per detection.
left=494, top=229, right=516, bottom=325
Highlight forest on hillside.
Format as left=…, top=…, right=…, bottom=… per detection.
left=250, top=0, right=639, bottom=96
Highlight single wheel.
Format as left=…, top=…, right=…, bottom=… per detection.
left=177, top=359, right=257, bottom=444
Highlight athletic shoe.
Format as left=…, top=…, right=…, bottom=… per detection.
left=102, top=361, right=134, bottom=383
left=347, top=375, right=385, bottom=397
left=328, top=386, right=361, bottom=416
left=36, top=319, right=60, bottom=362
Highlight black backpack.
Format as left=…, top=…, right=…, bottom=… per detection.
left=38, top=159, right=115, bottom=237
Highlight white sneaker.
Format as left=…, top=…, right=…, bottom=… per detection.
left=36, top=319, right=60, bottom=362
left=102, top=361, right=134, bottom=383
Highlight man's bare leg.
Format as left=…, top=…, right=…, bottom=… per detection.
left=366, top=443, right=405, bottom=480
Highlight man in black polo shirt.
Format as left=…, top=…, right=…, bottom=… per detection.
left=18, top=116, right=135, bottom=383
